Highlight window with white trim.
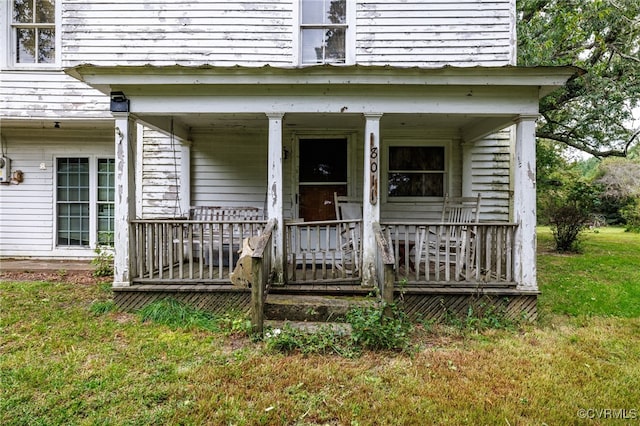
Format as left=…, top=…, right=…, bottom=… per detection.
left=300, top=0, right=347, bottom=64
left=387, top=144, right=448, bottom=199
left=56, top=157, right=115, bottom=247
left=10, top=0, right=56, bottom=65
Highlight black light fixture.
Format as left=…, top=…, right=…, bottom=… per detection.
left=110, top=91, right=130, bottom=112
left=54, top=122, right=60, bottom=128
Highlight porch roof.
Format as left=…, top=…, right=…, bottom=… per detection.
left=67, top=63, right=580, bottom=98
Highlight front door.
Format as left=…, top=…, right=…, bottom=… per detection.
left=298, top=138, right=348, bottom=221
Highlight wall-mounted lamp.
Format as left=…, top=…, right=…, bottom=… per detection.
left=54, top=122, right=60, bottom=129
left=283, top=147, right=289, bottom=160
left=110, top=91, right=130, bottom=112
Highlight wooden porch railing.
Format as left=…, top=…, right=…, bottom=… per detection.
left=130, top=218, right=267, bottom=283
left=380, top=222, right=518, bottom=285
left=284, top=219, right=363, bottom=283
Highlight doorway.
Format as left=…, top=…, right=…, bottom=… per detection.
left=298, top=138, right=348, bottom=221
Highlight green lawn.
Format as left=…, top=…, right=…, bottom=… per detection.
left=1, top=228, right=639, bottom=425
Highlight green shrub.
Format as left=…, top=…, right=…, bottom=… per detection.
left=620, top=199, right=640, bottom=233
left=346, top=304, right=413, bottom=351
left=91, top=247, right=114, bottom=277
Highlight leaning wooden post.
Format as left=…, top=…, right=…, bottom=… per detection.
left=249, top=219, right=276, bottom=336
left=373, top=222, right=395, bottom=317
left=250, top=256, right=264, bottom=336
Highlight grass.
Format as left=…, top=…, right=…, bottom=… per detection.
left=1, top=227, right=639, bottom=424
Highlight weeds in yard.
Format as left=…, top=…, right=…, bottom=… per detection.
left=91, top=247, right=114, bottom=277
left=137, top=298, right=252, bottom=336
left=264, top=324, right=352, bottom=356
left=138, top=298, right=221, bottom=332
left=443, top=299, right=519, bottom=333
left=265, top=303, right=413, bottom=356
left=346, top=303, right=413, bottom=351
left=89, top=300, right=117, bottom=315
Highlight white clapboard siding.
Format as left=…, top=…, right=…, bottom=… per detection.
left=61, top=0, right=294, bottom=67
left=190, top=130, right=268, bottom=209
left=0, top=71, right=110, bottom=119
left=61, top=0, right=515, bottom=68
left=140, top=128, right=184, bottom=218
left=470, top=128, right=513, bottom=221
left=0, top=131, right=113, bottom=258
left=356, top=0, right=515, bottom=67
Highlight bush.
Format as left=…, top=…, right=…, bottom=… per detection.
left=346, top=304, right=413, bottom=351
left=620, top=199, right=640, bottom=233
left=549, top=204, right=591, bottom=252
left=91, top=247, right=114, bottom=277
left=546, top=180, right=599, bottom=252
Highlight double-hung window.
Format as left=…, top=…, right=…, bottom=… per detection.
left=300, top=0, right=347, bottom=64
left=10, top=0, right=56, bottom=65
left=56, top=157, right=115, bottom=248
left=387, top=143, right=448, bottom=200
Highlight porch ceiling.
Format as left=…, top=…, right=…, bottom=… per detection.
left=137, top=112, right=516, bottom=143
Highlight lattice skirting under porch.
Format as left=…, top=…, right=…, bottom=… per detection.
left=396, top=290, right=538, bottom=322
left=113, top=285, right=252, bottom=315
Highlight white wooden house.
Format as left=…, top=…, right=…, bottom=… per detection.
left=1, top=0, right=576, bottom=324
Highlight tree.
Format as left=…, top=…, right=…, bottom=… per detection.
left=518, top=0, right=640, bottom=158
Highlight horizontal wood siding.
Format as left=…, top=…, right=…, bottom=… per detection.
left=190, top=130, right=268, bottom=209
left=471, top=129, right=512, bottom=221
left=0, top=130, right=113, bottom=258
left=0, top=71, right=110, bottom=119
left=61, top=0, right=294, bottom=67
left=141, top=128, right=184, bottom=218
left=356, top=0, right=515, bottom=67
left=61, top=0, right=515, bottom=68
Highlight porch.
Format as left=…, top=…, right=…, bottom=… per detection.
left=66, top=65, right=577, bottom=328
left=114, top=216, right=536, bottom=328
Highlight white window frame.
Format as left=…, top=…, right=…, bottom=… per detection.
left=383, top=139, right=452, bottom=203
left=3, top=0, right=61, bottom=69
left=54, top=155, right=115, bottom=250
left=293, top=0, right=355, bottom=66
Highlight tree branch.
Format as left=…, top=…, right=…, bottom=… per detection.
left=536, top=131, right=629, bottom=158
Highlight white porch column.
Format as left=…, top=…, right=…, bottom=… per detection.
left=179, top=141, right=191, bottom=216
left=461, top=141, right=474, bottom=197
left=362, top=113, right=383, bottom=286
left=113, top=113, right=138, bottom=287
left=513, top=115, right=539, bottom=290
left=267, top=113, right=285, bottom=282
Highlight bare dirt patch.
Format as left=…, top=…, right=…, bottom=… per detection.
left=0, top=270, right=110, bottom=285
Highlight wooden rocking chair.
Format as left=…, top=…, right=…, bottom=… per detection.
left=414, top=194, right=481, bottom=280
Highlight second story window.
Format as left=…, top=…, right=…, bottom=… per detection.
left=11, top=0, right=56, bottom=65
left=301, top=0, right=346, bottom=64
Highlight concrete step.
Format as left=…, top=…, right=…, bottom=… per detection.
left=264, top=320, right=352, bottom=335
left=264, top=294, right=376, bottom=322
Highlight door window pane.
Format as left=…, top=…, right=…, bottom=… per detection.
left=299, top=139, right=347, bottom=182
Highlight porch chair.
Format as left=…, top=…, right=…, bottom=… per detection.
left=333, top=192, right=363, bottom=275
left=414, top=193, right=481, bottom=279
